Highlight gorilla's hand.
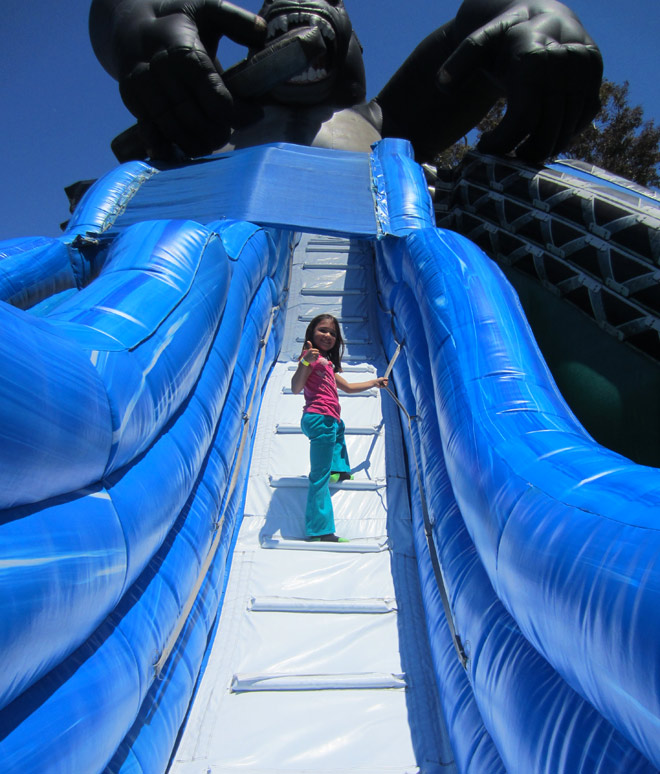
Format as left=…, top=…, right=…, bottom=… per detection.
left=90, top=0, right=266, bottom=157
left=440, top=0, right=602, bottom=161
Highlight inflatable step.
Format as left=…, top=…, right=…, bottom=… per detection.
left=259, top=535, right=389, bottom=552
left=230, top=672, right=408, bottom=692
left=248, top=596, right=397, bottom=613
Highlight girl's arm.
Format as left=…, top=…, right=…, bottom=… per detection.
left=291, top=340, right=319, bottom=394
left=335, top=374, right=388, bottom=394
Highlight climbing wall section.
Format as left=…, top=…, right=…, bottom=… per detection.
left=170, top=233, right=456, bottom=773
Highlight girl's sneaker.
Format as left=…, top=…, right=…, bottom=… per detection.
left=308, top=533, right=350, bottom=543
left=329, top=472, right=354, bottom=484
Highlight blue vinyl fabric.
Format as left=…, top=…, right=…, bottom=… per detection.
left=0, top=236, right=80, bottom=309
left=374, top=224, right=660, bottom=771
left=2, top=135, right=660, bottom=774
left=65, top=161, right=159, bottom=236
left=103, top=144, right=377, bottom=238
left=0, top=187, right=291, bottom=770
left=370, top=138, right=436, bottom=235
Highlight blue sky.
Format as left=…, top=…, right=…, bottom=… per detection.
left=1, top=0, right=658, bottom=240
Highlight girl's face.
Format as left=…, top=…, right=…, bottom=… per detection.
left=312, top=319, right=338, bottom=352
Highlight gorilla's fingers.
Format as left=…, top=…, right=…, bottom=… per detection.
left=149, top=48, right=233, bottom=155
left=120, top=47, right=233, bottom=157
left=572, top=45, right=604, bottom=135
left=550, top=92, right=584, bottom=156
left=478, top=95, right=538, bottom=156
left=515, top=95, right=564, bottom=161
left=438, top=7, right=531, bottom=88
left=517, top=41, right=601, bottom=159
left=199, top=0, right=267, bottom=49
left=137, top=120, right=177, bottom=161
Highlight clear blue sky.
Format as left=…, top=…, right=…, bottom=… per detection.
left=1, top=0, right=658, bottom=240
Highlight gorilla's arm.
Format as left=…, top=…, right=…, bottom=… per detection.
left=89, top=0, right=266, bottom=157
left=377, top=0, right=602, bottom=163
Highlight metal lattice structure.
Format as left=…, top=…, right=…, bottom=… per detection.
left=431, top=153, right=660, bottom=362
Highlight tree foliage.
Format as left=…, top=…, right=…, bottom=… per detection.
left=436, top=82, right=660, bottom=188
left=563, top=80, right=660, bottom=188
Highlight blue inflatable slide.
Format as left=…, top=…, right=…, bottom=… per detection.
left=0, top=139, right=659, bottom=773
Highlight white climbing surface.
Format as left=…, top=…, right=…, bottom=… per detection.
left=170, top=234, right=456, bottom=774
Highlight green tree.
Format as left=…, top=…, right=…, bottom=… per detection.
left=435, top=82, right=660, bottom=188
left=563, top=80, right=660, bottom=188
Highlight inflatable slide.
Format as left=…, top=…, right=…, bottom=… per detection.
left=1, top=138, right=659, bottom=774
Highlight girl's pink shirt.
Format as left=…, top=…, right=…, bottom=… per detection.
left=302, top=356, right=341, bottom=422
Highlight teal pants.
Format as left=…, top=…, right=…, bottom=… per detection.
left=301, top=413, right=351, bottom=537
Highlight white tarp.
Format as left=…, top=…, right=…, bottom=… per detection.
left=170, top=235, right=456, bottom=774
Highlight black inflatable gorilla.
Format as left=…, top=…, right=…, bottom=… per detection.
left=89, top=0, right=602, bottom=163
